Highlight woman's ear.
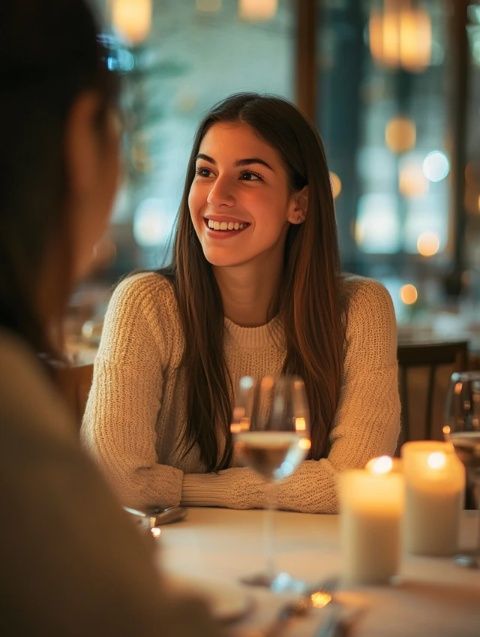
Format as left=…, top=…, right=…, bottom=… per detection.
left=287, top=186, right=309, bottom=225
left=64, top=90, right=102, bottom=202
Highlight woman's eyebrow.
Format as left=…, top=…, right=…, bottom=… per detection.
left=195, top=153, right=274, bottom=171
left=236, top=158, right=273, bottom=171
left=196, top=153, right=215, bottom=164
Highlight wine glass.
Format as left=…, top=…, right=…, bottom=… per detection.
left=444, top=370, right=480, bottom=568
left=231, top=375, right=311, bottom=590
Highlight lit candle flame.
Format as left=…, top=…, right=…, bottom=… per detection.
left=366, top=455, right=393, bottom=475
left=427, top=452, right=446, bottom=470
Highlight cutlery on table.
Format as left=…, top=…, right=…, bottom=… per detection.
left=243, top=577, right=339, bottom=637
left=313, top=602, right=362, bottom=637
left=124, top=505, right=187, bottom=536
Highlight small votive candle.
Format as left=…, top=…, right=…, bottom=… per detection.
left=338, top=456, right=404, bottom=585
left=401, top=441, right=465, bottom=556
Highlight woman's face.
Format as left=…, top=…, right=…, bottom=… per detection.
left=188, top=121, right=305, bottom=271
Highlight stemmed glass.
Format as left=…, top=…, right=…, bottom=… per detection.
left=444, top=370, right=480, bottom=568
left=230, top=375, right=311, bottom=590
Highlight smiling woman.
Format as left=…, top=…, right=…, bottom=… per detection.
left=82, top=93, right=400, bottom=513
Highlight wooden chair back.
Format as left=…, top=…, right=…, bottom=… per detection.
left=55, top=363, right=94, bottom=429
left=396, top=339, right=469, bottom=450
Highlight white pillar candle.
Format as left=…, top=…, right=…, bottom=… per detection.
left=338, top=457, right=404, bottom=585
left=401, top=441, right=465, bottom=556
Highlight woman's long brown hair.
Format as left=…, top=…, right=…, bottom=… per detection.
left=0, top=0, right=119, bottom=360
left=159, top=93, right=345, bottom=471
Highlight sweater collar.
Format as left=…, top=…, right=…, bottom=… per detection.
left=224, top=315, right=284, bottom=350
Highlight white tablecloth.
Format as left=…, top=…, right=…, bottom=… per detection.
left=159, top=507, right=480, bottom=637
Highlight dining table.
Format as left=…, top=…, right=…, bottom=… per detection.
left=158, top=506, right=480, bottom=637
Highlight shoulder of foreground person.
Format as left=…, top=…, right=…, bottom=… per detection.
left=0, top=330, right=225, bottom=637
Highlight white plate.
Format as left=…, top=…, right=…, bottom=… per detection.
left=164, top=574, right=253, bottom=622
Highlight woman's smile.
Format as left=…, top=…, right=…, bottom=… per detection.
left=204, top=216, right=250, bottom=236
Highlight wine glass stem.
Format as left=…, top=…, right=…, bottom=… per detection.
left=264, top=481, right=276, bottom=581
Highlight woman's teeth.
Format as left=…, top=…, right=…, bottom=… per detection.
left=207, top=219, right=247, bottom=231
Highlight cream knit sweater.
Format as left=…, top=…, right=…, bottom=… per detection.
left=82, top=272, right=400, bottom=513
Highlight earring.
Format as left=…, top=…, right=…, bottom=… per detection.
left=291, top=212, right=305, bottom=224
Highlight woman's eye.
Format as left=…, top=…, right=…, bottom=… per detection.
left=195, top=166, right=213, bottom=178
left=240, top=171, right=262, bottom=182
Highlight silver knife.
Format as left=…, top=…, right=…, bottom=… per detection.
left=314, top=603, right=360, bottom=637
left=124, top=505, right=187, bottom=533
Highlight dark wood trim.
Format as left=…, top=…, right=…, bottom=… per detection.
left=294, top=0, right=317, bottom=120
left=448, top=0, right=469, bottom=284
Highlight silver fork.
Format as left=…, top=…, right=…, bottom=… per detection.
left=313, top=602, right=361, bottom=637
left=255, top=577, right=339, bottom=637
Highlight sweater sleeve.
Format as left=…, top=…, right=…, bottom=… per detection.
left=81, top=274, right=184, bottom=508
left=182, top=278, right=401, bottom=513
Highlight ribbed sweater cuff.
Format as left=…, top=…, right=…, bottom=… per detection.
left=181, top=472, right=234, bottom=507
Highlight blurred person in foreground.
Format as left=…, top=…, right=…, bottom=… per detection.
left=0, top=1, right=223, bottom=635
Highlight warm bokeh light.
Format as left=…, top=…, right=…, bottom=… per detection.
left=310, top=591, right=332, bottom=609
left=299, top=438, right=312, bottom=451
left=329, top=171, right=342, bottom=199
left=423, top=151, right=450, bottom=182
left=400, top=284, right=418, bottom=305
left=417, top=231, right=440, bottom=257
left=399, top=161, right=429, bottom=197
left=196, top=0, right=222, bottom=12
left=295, top=417, right=307, bottom=432
left=112, top=0, right=152, bottom=45
left=369, top=3, right=431, bottom=72
left=366, top=455, right=393, bottom=475
left=442, top=425, right=451, bottom=437
left=385, top=116, right=416, bottom=153
left=427, top=452, right=447, bottom=471
left=150, top=527, right=161, bottom=539
left=238, top=0, right=277, bottom=21
left=400, top=7, right=432, bottom=71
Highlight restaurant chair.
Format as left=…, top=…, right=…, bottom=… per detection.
left=54, top=362, right=94, bottom=429
left=396, top=339, right=469, bottom=452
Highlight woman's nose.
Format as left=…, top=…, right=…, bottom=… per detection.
left=206, top=175, right=235, bottom=207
